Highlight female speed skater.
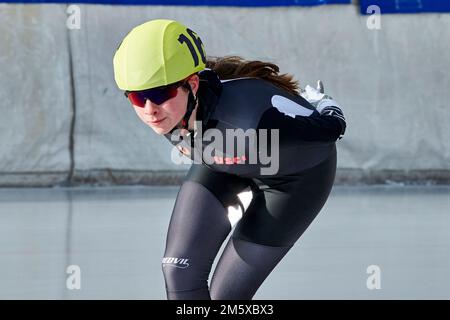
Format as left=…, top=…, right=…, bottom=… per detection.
left=113, top=19, right=346, bottom=300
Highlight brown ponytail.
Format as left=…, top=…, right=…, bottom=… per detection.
left=206, top=56, right=301, bottom=96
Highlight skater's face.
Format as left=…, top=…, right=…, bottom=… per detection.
left=131, top=75, right=199, bottom=135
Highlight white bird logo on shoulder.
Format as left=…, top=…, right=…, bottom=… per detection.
left=270, top=95, right=314, bottom=119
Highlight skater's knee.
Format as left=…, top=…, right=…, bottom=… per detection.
left=161, top=256, right=207, bottom=291
left=162, top=257, right=210, bottom=299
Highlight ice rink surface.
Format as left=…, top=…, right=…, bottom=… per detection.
left=0, top=185, right=449, bottom=299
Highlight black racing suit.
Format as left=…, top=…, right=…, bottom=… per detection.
left=161, top=70, right=345, bottom=300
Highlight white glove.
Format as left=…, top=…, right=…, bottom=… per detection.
left=301, top=80, right=334, bottom=108
left=300, top=80, right=326, bottom=105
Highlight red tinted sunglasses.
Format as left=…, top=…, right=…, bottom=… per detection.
left=124, top=80, right=187, bottom=107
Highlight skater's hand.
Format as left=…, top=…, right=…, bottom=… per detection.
left=301, top=80, right=327, bottom=107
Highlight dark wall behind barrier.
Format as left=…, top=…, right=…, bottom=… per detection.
left=361, top=0, right=450, bottom=14
left=0, top=0, right=350, bottom=5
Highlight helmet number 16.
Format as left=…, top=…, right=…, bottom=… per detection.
left=178, top=29, right=206, bottom=67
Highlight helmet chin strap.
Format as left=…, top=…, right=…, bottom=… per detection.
left=170, top=84, right=198, bottom=136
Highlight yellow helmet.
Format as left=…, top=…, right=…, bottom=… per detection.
left=113, top=19, right=206, bottom=91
